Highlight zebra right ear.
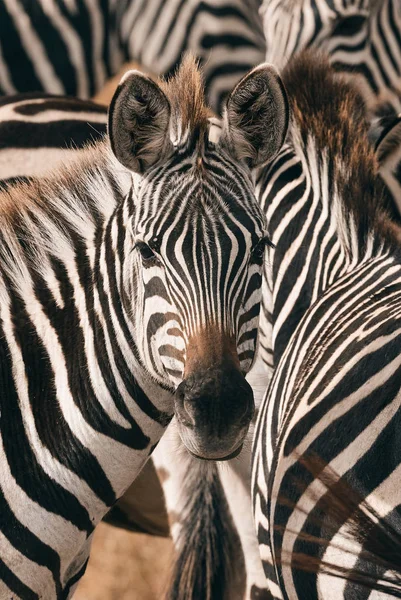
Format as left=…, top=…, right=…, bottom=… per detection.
left=108, top=70, right=172, bottom=174
left=221, top=63, right=289, bottom=169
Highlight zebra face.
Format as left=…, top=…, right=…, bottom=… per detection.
left=109, top=57, right=289, bottom=459
left=128, top=165, right=267, bottom=459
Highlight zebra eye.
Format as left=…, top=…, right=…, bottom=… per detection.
left=251, top=240, right=266, bottom=262
left=251, top=236, right=274, bottom=263
left=135, top=242, right=156, bottom=261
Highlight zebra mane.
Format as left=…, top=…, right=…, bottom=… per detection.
left=160, top=54, right=212, bottom=142
left=0, top=142, right=128, bottom=296
left=282, top=50, right=400, bottom=251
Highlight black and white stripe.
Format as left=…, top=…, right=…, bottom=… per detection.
left=117, top=0, right=265, bottom=112
left=261, top=0, right=401, bottom=110
left=0, top=0, right=122, bottom=98
left=0, top=60, right=276, bottom=598
left=252, top=51, right=401, bottom=600
left=0, top=93, right=107, bottom=187
left=0, top=0, right=265, bottom=112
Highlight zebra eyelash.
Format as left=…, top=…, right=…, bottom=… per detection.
left=253, top=235, right=275, bottom=254
left=261, top=235, right=275, bottom=249
left=250, top=236, right=275, bottom=262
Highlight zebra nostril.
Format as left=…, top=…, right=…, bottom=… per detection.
left=179, top=399, right=195, bottom=427
left=175, top=381, right=186, bottom=403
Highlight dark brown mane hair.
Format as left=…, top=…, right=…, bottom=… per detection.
left=282, top=50, right=401, bottom=246
left=160, top=54, right=212, bottom=135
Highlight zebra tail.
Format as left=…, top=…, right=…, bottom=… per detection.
left=165, top=459, right=244, bottom=600
left=278, top=453, right=401, bottom=598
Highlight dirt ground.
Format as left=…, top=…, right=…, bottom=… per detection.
left=74, top=523, right=173, bottom=600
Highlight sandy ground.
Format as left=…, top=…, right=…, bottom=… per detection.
left=74, top=524, right=173, bottom=600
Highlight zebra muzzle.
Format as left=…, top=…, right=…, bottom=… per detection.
left=174, top=364, right=254, bottom=460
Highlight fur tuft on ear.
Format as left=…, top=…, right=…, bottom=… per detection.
left=108, top=71, right=172, bottom=174
left=221, top=63, right=289, bottom=169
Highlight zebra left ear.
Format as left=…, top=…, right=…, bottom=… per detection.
left=221, top=63, right=289, bottom=169
left=108, top=70, right=172, bottom=174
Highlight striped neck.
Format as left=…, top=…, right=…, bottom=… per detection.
left=0, top=141, right=174, bottom=511
left=257, top=140, right=399, bottom=368
left=256, top=52, right=401, bottom=369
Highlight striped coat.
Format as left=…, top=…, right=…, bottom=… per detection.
left=0, top=0, right=265, bottom=112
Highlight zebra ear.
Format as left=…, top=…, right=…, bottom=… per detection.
left=221, top=63, right=289, bottom=169
left=108, top=70, right=172, bottom=174
left=369, top=114, right=401, bottom=164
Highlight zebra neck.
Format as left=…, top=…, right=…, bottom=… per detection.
left=0, top=142, right=173, bottom=508
left=261, top=145, right=398, bottom=366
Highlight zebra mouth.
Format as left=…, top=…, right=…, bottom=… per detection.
left=188, top=443, right=243, bottom=462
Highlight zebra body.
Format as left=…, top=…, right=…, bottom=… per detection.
left=0, top=0, right=265, bottom=113
left=0, top=58, right=283, bottom=598
left=261, top=0, right=401, bottom=111
left=0, top=93, right=176, bottom=541
left=253, top=51, right=401, bottom=599
left=0, top=93, right=107, bottom=186
left=0, top=140, right=171, bottom=599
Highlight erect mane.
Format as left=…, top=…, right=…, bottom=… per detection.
left=160, top=54, right=212, bottom=137
left=282, top=50, right=401, bottom=247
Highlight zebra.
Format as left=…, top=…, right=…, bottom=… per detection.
left=0, top=55, right=288, bottom=598
left=0, top=0, right=265, bottom=113
left=261, top=0, right=401, bottom=111
left=252, top=49, right=401, bottom=599
left=0, top=90, right=271, bottom=598
left=0, top=93, right=107, bottom=186
left=6, top=61, right=401, bottom=600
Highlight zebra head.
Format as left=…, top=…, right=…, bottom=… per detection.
left=108, top=57, right=288, bottom=460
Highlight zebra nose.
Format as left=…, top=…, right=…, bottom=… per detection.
left=174, top=366, right=254, bottom=459
left=175, top=386, right=196, bottom=428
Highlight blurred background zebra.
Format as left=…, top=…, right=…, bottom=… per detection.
left=0, top=0, right=265, bottom=113
left=261, top=0, right=401, bottom=109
